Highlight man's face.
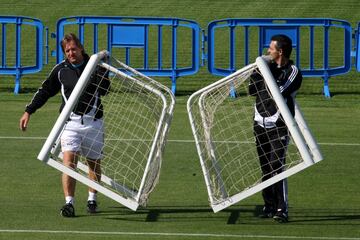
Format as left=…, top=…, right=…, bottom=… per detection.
left=267, top=40, right=281, bottom=62
left=64, top=40, right=83, bottom=64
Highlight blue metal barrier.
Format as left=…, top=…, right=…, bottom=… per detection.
left=355, top=22, right=360, bottom=72
left=0, top=16, right=44, bottom=94
left=207, top=18, right=352, bottom=97
left=55, top=16, right=200, bottom=93
left=1, top=16, right=358, bottom=96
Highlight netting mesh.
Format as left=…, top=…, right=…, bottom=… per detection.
left=188, top=64, right=303, bottom=205
left=51, top=56, right=174, bottom=207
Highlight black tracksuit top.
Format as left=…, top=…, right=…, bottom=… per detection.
left=249, top=60, right=303, bottom=121
left=25, top=54, right=109, bottom=119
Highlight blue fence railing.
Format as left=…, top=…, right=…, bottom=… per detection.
left=356, top=22, right=360, bottom=72
left=0, top=16, right=45, bottom=94
left=1, top=16, right=359, bottom=96
left=55, top=16, right=200, bottom=93
left=207, top=18, right=353, bottom=97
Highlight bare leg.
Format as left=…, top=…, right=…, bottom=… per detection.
left=62, top=151, right=78, bottom=198
left=87, top=158, right=101, bottom=193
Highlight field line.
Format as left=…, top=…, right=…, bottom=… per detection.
left=0, top=229, right=359, bottom=240
left=1, top=136, right=360, bottom=146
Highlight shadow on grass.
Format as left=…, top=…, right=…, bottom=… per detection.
left=288, top=207, right=360, bottom=225
left=79, top=204, right=360, bottom=225
left=82, top=204, right=255, bottom=223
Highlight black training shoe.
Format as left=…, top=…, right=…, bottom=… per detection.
left=260, top=205, right=275, bottom=218
left=60, top=203, right=75, bottom=217
left=273, top=209, right=288, bottom=223
left=87, top=200, right=98, bottom=214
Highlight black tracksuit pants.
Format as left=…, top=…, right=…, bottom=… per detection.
left=254, top=122, right=289, bottom=212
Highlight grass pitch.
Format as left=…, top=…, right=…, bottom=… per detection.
left=0, top=0, right=360, bottom=239
left=0, top=93, right=359, bottom=240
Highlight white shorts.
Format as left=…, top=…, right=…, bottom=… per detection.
left=61, top=113, right=104, bottom=160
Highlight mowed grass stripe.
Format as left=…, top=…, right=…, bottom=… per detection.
left=0, top=229, right=359, bottom=240
left=1, top=136, right=359, bottom=146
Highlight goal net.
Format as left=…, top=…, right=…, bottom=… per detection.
left=187, top=56, right=323, bottom=213
left=38, top=51, right=175, bottom=211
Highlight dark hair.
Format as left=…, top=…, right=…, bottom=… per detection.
left=271, top=34, right=292, bottom=58
left=61, top=33, right=85, bottom=54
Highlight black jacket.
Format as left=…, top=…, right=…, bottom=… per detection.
left=25, top=54, right=110, bottom=119
left=249, top=60, right=302, bottom=126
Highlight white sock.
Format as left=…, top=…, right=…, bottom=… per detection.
left=88, top=191, right=97, bottom=201
left=65, top=196, right=74, bottom=205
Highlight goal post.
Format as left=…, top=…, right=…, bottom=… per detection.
left=38, top=50, right=175, bottom=211
left=187, top=56, right=323, bottom=213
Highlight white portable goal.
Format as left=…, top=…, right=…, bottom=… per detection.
left=38, top=51, right=175, bottom=211
left=187, top=56, right=323, bottom=213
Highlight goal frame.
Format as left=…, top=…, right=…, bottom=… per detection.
left=187, top=56, right=323, bottom=212
left=37, top=50, right=175, bottom=211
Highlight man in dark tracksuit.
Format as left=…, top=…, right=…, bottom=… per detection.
left=249, top=34, right=302, bottom=223
left=19, top=33, right=109, bottom=217
left=23, top=51, right=108, bottom=120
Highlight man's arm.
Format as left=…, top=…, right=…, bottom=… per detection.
left=25, top=68, right=61, bottom=114
left=20, top=66, right=61, bottom=131
left=279, top=65, right=302, bottom=97
left=97, top=67, right=110, bottom=96
left=249, top=71, right=265, bottom=96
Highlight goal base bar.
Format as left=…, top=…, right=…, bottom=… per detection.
left=76, top=162, right=138, bottom=199
left=211, top=162, right=315, bottom=213
left=40, top=157, right=139, bottom=211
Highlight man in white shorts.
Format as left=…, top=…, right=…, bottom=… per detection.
left=61, top=113, right=104, bottom=162
left=19, top=33, right=110, bottom=217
